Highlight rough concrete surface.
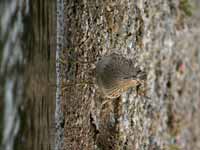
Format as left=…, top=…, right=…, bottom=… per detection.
left=60, top=0, right=200, bottom=149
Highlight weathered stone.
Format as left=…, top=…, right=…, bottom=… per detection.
left=62, top=0, right=200, bottom=149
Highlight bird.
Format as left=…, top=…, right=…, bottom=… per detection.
left=95, top=53, right=146, bottom=99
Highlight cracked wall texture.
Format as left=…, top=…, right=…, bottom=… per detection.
left=61, top=0, right=200, bottom=149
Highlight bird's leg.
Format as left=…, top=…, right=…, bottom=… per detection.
left=136, top=83, right=145, bottom=97
left=136, top=80, right=150, bottom=98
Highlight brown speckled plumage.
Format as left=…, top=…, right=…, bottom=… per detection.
left=95, top=53, right=146, bottom=98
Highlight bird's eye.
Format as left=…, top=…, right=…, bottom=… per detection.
left=97, top=57, right=102, bottom=62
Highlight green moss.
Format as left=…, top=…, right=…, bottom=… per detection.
left=0, top=78, right=4, bottom=145
left=0, top=106, right=3, bottom=146
left=0, top=39, right=3, bottom=63
left=180, top=0, right=192, bottom=16
left=168, top=144, right=181, bottom=150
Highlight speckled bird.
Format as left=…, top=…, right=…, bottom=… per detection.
left=95, top=53, right=146, bottom=98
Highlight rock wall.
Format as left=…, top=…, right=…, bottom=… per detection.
left=61, top=0, right=200, bottom=149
